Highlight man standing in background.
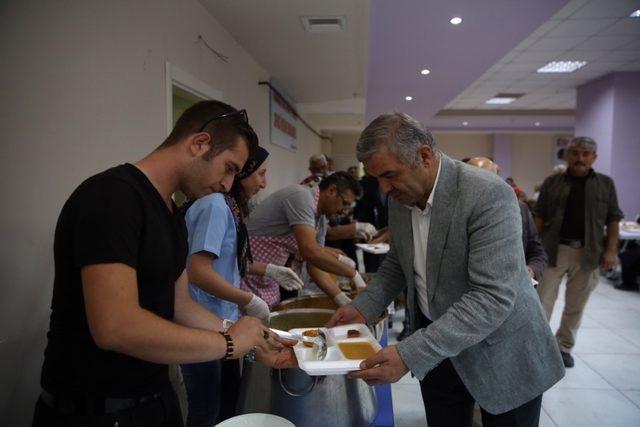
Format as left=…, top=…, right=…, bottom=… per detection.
left=534, top=136, right=623, bottom=368
left=300, top=153, right=329, bottom=187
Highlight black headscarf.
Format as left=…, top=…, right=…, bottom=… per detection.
left=226, top=146, right=269, bottom=277
left=237, top=146, right=269, bottom=181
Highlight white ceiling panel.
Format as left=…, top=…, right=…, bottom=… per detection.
left=529, top=36, right=585, bottom=51
left=553, top=0, right=592, bottom=19
left=575, top=35, right=638, bottom=50
left=618, top=39, right=640, bottom=51
left=599, top=18, right=640, bottom=36
left=618, top=60, right=640, bottom=70
left=595, top=49, right=640, bottom=62
left=570, top=0, right=640, bottom=19
left=545, top=18, right=618, bottom=37
left=528, top=20, right=564, bottom=38
left=508, top=51, right=559, bottom=63
left=569, top=50, right=611, bottom=61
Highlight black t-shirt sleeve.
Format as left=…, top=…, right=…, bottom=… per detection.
left=73, top=177, right=143, bottom=269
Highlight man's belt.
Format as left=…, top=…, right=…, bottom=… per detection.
left=39, top=389, right=160, bottom=415
left=559, top=238, right=583, bottom=249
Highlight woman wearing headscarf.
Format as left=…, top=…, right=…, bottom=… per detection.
left=180, top=146, right=302, bottom=426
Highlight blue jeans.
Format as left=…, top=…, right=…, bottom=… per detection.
left=180, top=360, right=240, bottom=427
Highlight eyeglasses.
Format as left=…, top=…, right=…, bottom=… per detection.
left=339, top=193, right=356, bottom=209
left=198, top=109, right=248, bottom=133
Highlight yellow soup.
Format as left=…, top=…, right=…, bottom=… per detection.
left=338, top=342, right=376, bottom=360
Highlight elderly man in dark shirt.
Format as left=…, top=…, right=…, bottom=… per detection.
left=533, top=137, right=624, bottom=368
left=467, top=157, right=548, bottom=281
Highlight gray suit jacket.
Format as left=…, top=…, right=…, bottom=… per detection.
left=352, top=155, right=564, bottom=414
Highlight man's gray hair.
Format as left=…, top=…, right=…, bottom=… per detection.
left=569, top=136, right=597, bottom=153
left=356, top=112, right=435, bottom=165
left=309, top=153, right=327, bottom=165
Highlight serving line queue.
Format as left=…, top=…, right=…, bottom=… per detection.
left=33, top=100, right=582, bottom=427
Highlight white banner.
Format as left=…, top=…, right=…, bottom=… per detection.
left=269, top=81, right=298, bottom=152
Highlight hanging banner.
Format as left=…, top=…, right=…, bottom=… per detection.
left=269, top=80, right=298, bottom=152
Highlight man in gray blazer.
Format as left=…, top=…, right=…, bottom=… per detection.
left=327, top=113, right=564, bottom=427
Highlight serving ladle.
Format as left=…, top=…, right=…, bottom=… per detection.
left=270, top=328, right=328, bottom=360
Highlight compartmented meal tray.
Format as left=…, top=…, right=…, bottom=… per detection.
left=290, top=323, right=382, bottom=376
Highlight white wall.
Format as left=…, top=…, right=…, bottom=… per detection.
left=329, top=132, right=361, bottom=172
left=0, top=1, right=321, bottom=423
left=433, top=132, right=494, bottom=161
left=510, top=134, right=560, bottom=196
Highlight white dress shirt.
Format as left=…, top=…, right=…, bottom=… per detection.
left=411, top=159, right=442, bottom=319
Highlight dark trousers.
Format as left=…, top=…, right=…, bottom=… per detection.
left=620, top=241, right=640, bottom=289
left=418, top=313, right=542, bottom=427
left=31, top=384, right=183, bottom=427
left=180, top=359, right=240, bottom=427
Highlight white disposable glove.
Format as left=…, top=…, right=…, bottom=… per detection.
left=338, top=254, right=357, bottom=269
left=355, top=222, right=377, bottom=241
left=265, top=264, right=304, bottom=291
left=352, top=272, right=367, bottom=290
left=333, top=292, right=352, bottom=306
left=243, top=294, right=270, bottom=320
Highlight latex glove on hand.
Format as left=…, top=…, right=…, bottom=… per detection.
left=338, top=255, right=357, bottom=269
left=265, top=264, right=304, bottom=291
left=352, top=272, right=367, bottom=290
left=243, top=294, right=270, bottom=320
left=355, top=222, right=377, bottom=242
left=333, top=292, right=352, bottom=306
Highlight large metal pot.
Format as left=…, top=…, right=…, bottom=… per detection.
left=274, top=293, right=387, bottom=340
left=236, top=309, right=378, bottom=427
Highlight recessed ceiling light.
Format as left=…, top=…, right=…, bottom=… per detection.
left=405, top=96, right=413, bottom=101
left=485, top=97, right=517, bottom=105
left=534, top=122, right=541, bottom=127
left=630, top=9, right=640, bottom=18
left=462, top=121, right=468, bottom=126
left=537, top=61, right=587, bottom=73
left=450, top=17, right=463, bottom=25
left=420, top=69, right=431, bottom=75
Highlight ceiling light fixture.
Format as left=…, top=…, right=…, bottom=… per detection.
left=420, top=69, right=431, bottom=75
left=485, top=97, right=517, bottom=105
left=450, top=17, right=463, bottom=25
left=485, top=93, right=524, bottom=105
left=462, top=121, right=468, bottom=126
left=534, top=122, right=541, bottom=127
left=405, top=96, right=413, bottom=101
left=537, top=61, right=587, bottom=73
left=630, top=9, right=640, bottom=18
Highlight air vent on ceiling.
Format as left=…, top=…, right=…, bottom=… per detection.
left=301, top=16, right=346, bottom=33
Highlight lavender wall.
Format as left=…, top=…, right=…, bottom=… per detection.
left=493, top=134, right=513, bottom=179
left=611, top=72, right=640, bottom=219
left=575, top=74, right=615, bottom=175
left=575, top=72, right=640, bottom=219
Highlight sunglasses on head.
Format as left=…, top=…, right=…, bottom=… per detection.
left=198, top=109, right=248, bottom=133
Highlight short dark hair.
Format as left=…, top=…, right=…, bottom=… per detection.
left=160, top=100, right=258, bottom=158
left=319, top=171, right=362, bottom=198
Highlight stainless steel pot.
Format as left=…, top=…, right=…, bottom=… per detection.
left=274, top=294, right=387, bottom=341
left=236, top=309, right=378, bottom=427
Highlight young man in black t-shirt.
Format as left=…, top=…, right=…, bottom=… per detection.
left=33, top=101, right=295, bottom=426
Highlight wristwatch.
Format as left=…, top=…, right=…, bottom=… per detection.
left=222, top=319, right=234, bottom=332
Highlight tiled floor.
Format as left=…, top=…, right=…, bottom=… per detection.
left=387, top=277, right=640, bottom=426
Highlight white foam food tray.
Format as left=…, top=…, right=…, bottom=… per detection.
left=355, top=242, right=390, bottom=254
left=290, top=323, right=382, bottom=376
